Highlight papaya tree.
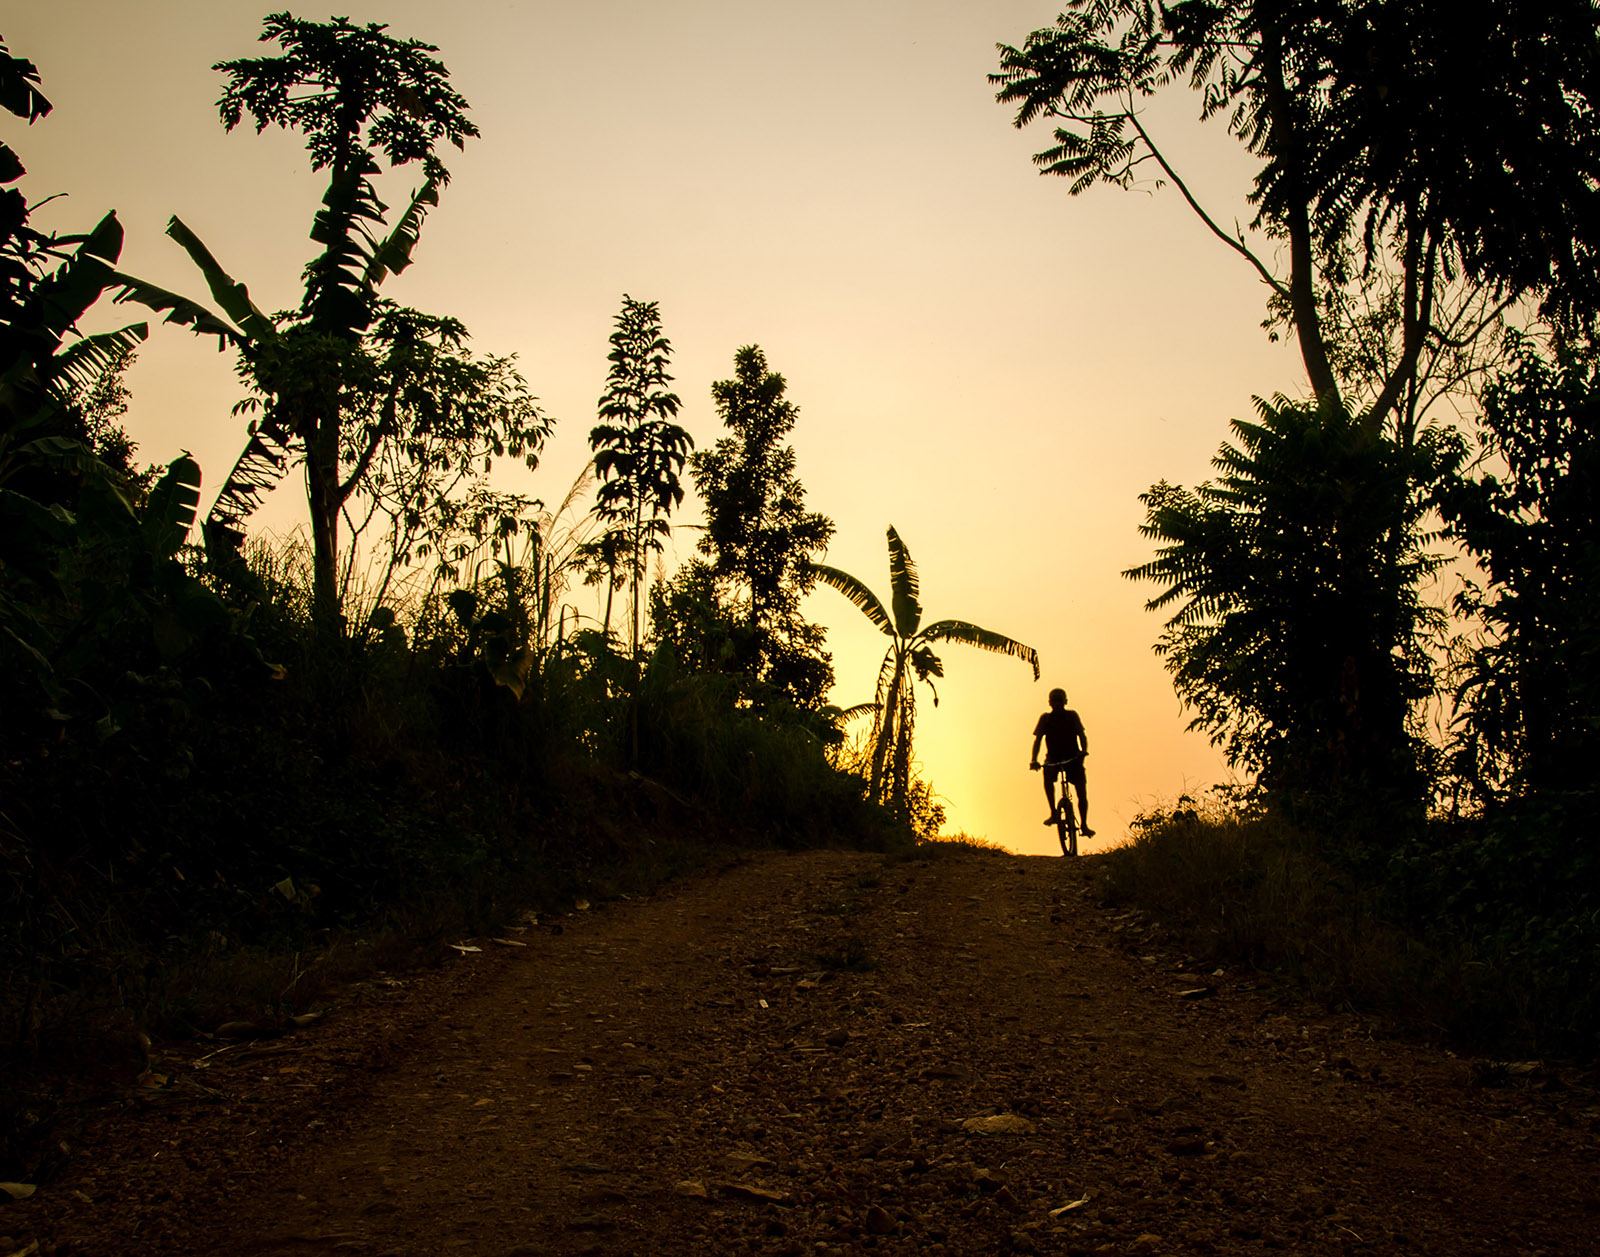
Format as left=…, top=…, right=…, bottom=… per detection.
left=809, top=527, right=1039, bottom=818
left=118, top=14, right=547, bottom=631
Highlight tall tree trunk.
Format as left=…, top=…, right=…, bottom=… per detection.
left=1261, top=26, right=1342, bottom=413
left=299, top=127, right=363, bottom=634
left=305, top=416, right=343, bottom=633
left=629, top=497, right=645, bottom=664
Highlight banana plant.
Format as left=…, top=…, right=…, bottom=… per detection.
left=0, top=35, right=272, bottom=743
left=808, top=526, right=1039, bottom=818
left=111, top=170, right=445, bottom=558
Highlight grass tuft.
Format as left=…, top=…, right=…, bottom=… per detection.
left=909, top=832, right=1008, bottom=858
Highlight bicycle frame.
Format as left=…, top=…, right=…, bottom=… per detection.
left=1042, top=756, right=1083, bottom=857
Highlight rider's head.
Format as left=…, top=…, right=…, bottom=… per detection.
left=1048, top=687, right=1067, bottom=709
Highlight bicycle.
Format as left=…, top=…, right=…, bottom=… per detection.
left=1041, top=754, right=1086, bottom=857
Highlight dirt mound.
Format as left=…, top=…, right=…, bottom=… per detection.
left=8, top=848, right=1598, bottom=1255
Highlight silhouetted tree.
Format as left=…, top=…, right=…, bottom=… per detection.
left=997, top=2, right=1600, bottom=813
left=118, top=14, right=548, bottom=631
left=1439, top=334, right=1600, bottom=805
left=684, top=344, right=834, bottom=707
left=993, top=0, right=1600, bottom=439
left=0, top=38, right=147, bottom=501
left=1125, top=398, right=1462, bottom=810
left=0, top=37, right=236, bottom=736
left=810, top=527, right=1039, bottom=818
left=585, top=295, right=693, bottom=660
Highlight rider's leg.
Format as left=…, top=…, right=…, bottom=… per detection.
left=1074, top=779, right=1094, bottom=836
left=1042, top=772, right=1058, bottom=825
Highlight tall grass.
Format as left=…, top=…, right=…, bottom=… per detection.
left=1100, top=802, right=1568, bottom=1054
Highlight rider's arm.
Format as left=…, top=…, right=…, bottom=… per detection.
left=1030, top=730, right=1044, bottom=766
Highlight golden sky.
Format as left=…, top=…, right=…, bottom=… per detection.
left=12, top=0, right=1309, bottom=853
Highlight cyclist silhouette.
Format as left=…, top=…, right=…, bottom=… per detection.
left=1029, top=687, right=1093, bottom=837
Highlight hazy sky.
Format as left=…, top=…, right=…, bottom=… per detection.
left=11, top=0, right=1308, bottom=853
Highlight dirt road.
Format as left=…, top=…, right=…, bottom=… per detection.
left=11, top=847, right=1600, bottom=1255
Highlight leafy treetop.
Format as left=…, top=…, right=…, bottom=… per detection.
left=994, top=0, right=1600, bottom=431
left=215, top=12, right=477, bottom=178
left=695, top=345, right=834, bottom=634
left=213, top=12, right=478, bottom=337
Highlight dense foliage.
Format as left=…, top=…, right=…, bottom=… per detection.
left=117, top=12, right=549, bottom=632
left=1441, top=336, right=1600, bottom=807
left=0, top=21, right=909, bottom=1111
left=656, top=345, right=836, bottom=710
left=999, top=2, right=1600, bottom=1046
left=1126, top=399, right=1461, bottom=816
left=994, top=0, right=1600, bottom=432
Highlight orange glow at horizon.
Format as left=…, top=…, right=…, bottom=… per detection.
left=11, top=0, right=1307, bottom=853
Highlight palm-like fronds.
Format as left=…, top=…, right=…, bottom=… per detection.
left=806, top=562, right=893, bottom=636
left=162, top=217, right=278, bottom=344
left=363, top=172, right=440, bottom=287
left=47, top=325, right=148, bottom=394
left=814, top=526, right=1039, bottom=820
left=922, top=619, right=1040, bottom=680
left=110, top=272, right=243, bottom=350
left=208, top=422, right=295, bottom=538
left=886, top=525, right=921, bottom=638
left=1123, top=397, right=1462, bottom=793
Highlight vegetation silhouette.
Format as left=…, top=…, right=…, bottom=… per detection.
left=1125, top=398, right=1462, bottom=814
left=997, top=1, right=1600, bottom=1049
left=583, top=295, right=692, bottom=658
left=0, top=22, right=909, bottom=1154
left=6, top=1, right=1598, bottom=1169
left=808, top=527, right=1039, bottom=820
left=1441, top=335, right=1600, bottom=806
left=663, top=344, right=836, bottom=711
left=994, top=0, right=1600, bottom=438
left=117, top=14, right=548, bottom=633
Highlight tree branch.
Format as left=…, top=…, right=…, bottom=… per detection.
left=337, top=372, right=404, bottom=501
left=1366, top=215, right=1437, bottom=444
left=1431, top=293, right=1517, bottom=350
left=1126, top=104, right=1289, bottom=303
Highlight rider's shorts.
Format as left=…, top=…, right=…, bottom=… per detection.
left=1044, top=757, right=1086, bottom=787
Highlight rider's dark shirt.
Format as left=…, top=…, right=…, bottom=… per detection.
left=1033, top=708, right=1085, bottom=761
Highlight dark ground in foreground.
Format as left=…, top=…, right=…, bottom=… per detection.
left=6, top=847, right=1599, bottom=1256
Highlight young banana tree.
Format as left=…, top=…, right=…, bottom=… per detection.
left=809, top=526, right=1039, bottom=819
